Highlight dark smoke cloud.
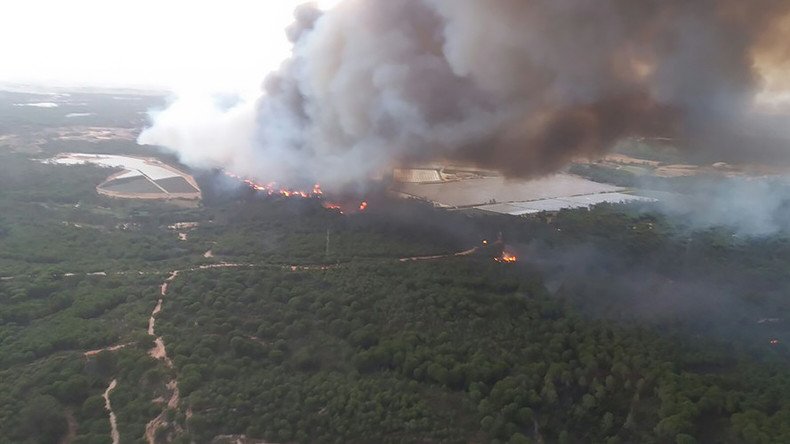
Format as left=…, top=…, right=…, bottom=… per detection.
left=139, top=0, right=790, bottom=189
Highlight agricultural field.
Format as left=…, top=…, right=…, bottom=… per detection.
left=394, top=170, right=650, bottom=215
left=47, top=153, right=201, bottom=201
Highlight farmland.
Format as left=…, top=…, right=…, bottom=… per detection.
left=47, top=153, right=201, bottom=201
left=394, top=169, right=651, bottom=215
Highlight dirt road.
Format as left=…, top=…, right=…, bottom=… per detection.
left=398, top=247, right=478, bottom=262
left=104, top=379, right=120, bottom=444
left=84, top=343, right=131, bottom=357
left=145, top=271, right=180, bottom=443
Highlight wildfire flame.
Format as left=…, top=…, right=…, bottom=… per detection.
left=227, top=172, right=368, bottom=214
left=226, top=172, right=322, bottom=198
left=495, top=251, right=518, bottom=263
left=322, top=202, right=344, bottom=213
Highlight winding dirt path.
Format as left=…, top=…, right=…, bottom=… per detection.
left=148, top=271, right=178, bottom=364
left=0, top=259, right=339, bottom=283
left=104, top=379, right=120, bottom=444
left=145, top=381, right=181, bottom=444
left=398, top=247, right=478, bottom=262
left=145, top=271, right=180, bottom=443
left=59, top=409, right=77, bottom=444
left=84, top=343, right=132, bottom=357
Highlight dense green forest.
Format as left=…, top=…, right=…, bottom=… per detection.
left=0, top=273, right=163, bottom=444
left=158, top=264, right=788, bottom=443
left=0, top=91, right=788, bottom=443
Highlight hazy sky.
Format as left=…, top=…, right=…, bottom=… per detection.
left=0, top=0, right=340, bottom=92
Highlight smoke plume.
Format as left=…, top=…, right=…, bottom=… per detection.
left=652, top=177, right=790, bottom=237
left=139, top=0, right=790, bottom=190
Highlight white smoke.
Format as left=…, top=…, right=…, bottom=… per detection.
left=139, top=95, right=257, bottom=173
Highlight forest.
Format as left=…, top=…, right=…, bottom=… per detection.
left=156, top=262, right=788, bottom=443
left=0, top=102, right=788, bottom=443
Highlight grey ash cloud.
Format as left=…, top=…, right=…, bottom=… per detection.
left=140, top=0, right=790, bottom=190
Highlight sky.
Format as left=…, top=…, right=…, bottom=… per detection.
left=0, top=0, right=341, bottom=93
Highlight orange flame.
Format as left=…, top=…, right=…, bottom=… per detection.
left=322, top=200, right=369, bottom=214
left=227, top=172, right=367, bottom=214
left=495, top=251, right=518, bottom=263
left=227, top=172, right=322, bottom=199
left=322, top=202, right=344, bottom=213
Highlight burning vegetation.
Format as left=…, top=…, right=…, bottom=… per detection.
left=322, top=200, right=369, bottom=214
left=477, top=235, right=518, bottom=263
left=226, top=172, right=323, bottom=198
left=227, top=172, right=369, bottom=214
left=495, top=251, right=518, bottom=263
